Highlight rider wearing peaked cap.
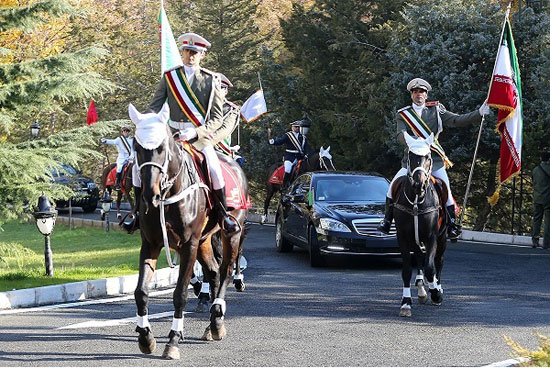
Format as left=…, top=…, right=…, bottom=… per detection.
left=269, top=120, right=311, bottom=188
left=378, top=77, right=491, bottom=240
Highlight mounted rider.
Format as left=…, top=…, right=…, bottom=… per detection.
left=101, top=125, right=134, bottom=191
left=269, top=120, right=311, bottom=188
left=211, top=72, right=242, bottom=161
left=378, top=78, right=490, bottom=240
left=124, top=32, right=238, bottom=234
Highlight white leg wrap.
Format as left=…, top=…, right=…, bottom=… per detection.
left=200, top=282, right=210, bottom=293
left=415, top=274, right=424, bottom=281
left=190, top=275, right=199, bottom=284
left=137, top=314, right=150, bottom=329
left=428, top=281, right=438, bottom=289
left=233, top=273, right=244, bottom=281
left=171, top=316, right=184, bottom=332
left=402, top=287, right=411, bottom=298
left=213, top=298, right=226, bottom=315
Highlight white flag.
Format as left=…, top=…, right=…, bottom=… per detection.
left=240, top=89, right=267, bottom=123
left=158, top=1, right=182, bottom=74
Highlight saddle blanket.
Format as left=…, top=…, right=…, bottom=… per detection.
left=269, top=165, right=285, bottom=185
left=220, top=160, right=251, bottom=210
left=106, top=164, right=131, bottom=194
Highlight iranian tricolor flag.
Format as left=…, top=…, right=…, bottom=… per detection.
left=158, top=0, right=182, bottom=74
left=487, top=18, right=522, bottom=185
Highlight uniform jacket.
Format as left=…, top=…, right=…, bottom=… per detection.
left=210, top=100, right=240, bottom=146
left=272, top=131, right=311, bottom=162
left=532, top=162, right=550, bottom=205
left=396, top=103, right=482, bottom=171
left=104, top=136, right=134, bottom=168
left=148, top=66, right=224, bottom=151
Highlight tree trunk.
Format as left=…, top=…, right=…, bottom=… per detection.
left=473, top=157, right=498, bottom=231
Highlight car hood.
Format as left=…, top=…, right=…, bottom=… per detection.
left=315, top=202, right=385, bottom=221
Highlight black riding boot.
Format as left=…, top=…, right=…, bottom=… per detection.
left=120, top=186, right=141, bottom=234
left=115, top=172, right=122, bottom=191
left=214, top=188, right=239, bottom=234
left=446, top=204, right=461, bottom=240
left=377, top=197, right=394, bottom=234
left=282, top=172, right=290, bottom=189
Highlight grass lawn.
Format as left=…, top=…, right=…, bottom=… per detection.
left=0, top=220, right=170, bottom=292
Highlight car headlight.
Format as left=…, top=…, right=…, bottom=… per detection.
left=318, top=218, right=351, bottom=233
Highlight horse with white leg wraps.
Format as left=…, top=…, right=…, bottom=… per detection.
left=392, top=132, right=448, bottom=317
left=129, top=103, right=249, bottom=359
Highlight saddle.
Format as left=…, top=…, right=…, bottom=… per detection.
left=391, top=175, right=449, bottom=229
left=268, top=160, right=303, bottom=185
left=181, top=142, right=251, bottom=211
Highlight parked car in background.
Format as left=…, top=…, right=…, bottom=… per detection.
left=275, top=171, right=398, bottom=267
left=51, top=164, right=99, bottom=213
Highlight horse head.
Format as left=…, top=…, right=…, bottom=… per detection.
left=318, top=146, right=336, bottom=171
left=129, top=103, right=181, bottom=211
left=404, top=132, right=433, bottom=197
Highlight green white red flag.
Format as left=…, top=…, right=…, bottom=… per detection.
left=158, top=0, right=182, bottom=74
left=487, top=18, right=522, bottom=186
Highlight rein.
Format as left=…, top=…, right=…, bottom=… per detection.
left=136, top=135, right=207, bottom=268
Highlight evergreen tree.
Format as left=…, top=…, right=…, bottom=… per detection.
left=0, top=0, right=116, bottom=224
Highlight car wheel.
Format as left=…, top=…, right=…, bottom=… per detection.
left=275, top=215, right=293, bottom=253
left=82, top=199, right=98, bottom=213
left=309, top=225, right=325, bottom=268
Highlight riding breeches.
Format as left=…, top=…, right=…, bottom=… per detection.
left=284, top=159, right=297, bottom=174
left=131, top=145, right=225, bottom=190
left=116, top=158, right=127, bottom=173
left=387, top=167, right=454, bottom=206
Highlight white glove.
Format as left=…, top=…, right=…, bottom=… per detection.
left=269, top=139, right=274, bottom=145
left=101, top=138, right=107, bottom=143
left=479, top=100, right=490, bottom=116
left=179, top=127, right=197, bottom=141
left=230, top=145, right=240, bottom=152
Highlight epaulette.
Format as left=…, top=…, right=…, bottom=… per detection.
left=426, top=101, right=439, bottom=107
left=397, top=106, right=411, bottom=113
left=200, top=67, right=216, bottom=76
left=226, top=100, right=240, bottom=109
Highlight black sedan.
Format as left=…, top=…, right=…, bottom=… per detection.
left=275, top=171, right=398, bottom=267
left=52, top=164, right=100, bottom=213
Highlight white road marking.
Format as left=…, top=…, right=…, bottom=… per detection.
left=56, top=310, right=191, bottom=330
left=0, top=288, right=175, bottom=316
left=482, top=357, right=530, bottom=367
left=459, top=240, right=538, bottom=249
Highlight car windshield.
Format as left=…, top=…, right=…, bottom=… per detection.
left=51, top=164, right=78, bottom=177
left=314, top=176, right=388, bottom=202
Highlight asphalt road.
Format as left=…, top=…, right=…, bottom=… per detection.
left=1, top=223, right=549, bottom=366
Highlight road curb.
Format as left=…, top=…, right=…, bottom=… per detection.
left=0, top=266, right=181, bottom=310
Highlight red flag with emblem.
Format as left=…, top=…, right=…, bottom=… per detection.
left=86, top=100, right=98, bottom=126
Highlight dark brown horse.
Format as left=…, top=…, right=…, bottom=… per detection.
left=129, top=103, right=248, bottom=360
left=261, top=146, right=335, bottom=223
left=392, top=132, right=448, bottom=318
left=100, top=162, right=135, bottom=220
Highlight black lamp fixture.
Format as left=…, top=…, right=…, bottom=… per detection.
left=30, top=120, right=41, bottom=139
left=99, top=190, right=113, bottom=232
left=33, top=194, right=57, bottom=277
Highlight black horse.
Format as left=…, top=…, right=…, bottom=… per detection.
left=262, top=146, right=335, bottom=223
left=128, top=103, right=248, bottom=359
left=392, top=132, right=448, bottom=317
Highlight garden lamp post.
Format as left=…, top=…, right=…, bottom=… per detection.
left=30, top=121, right=41, bottom=139
left=33, top=195, right=57, bottom=277
left=99, top=190, right=113, bottom=232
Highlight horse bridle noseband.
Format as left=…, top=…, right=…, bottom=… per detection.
left=318, top=155, right=335, bottom=171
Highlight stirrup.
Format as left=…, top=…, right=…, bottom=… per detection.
left=221, top=213, right=241, bottom=234
left=119, top=212, right=139, bottom=234
left=377, top=220, right=391, bottom=234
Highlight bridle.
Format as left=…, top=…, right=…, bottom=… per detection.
left=135, top=134, right=205, bottom=268
left=406, top=152, right=433, bottom=195
left=319, top=154, right=335, bottom=171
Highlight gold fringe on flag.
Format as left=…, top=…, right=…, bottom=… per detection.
left=488, top=184, right=501, bottom=207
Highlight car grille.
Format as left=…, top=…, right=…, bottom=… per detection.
left=352, top=218, right=396, bottom=237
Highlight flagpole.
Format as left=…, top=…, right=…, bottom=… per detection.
left=257, top=71, right=271, bottom=139
left=459, top=3, right=512, bottom=226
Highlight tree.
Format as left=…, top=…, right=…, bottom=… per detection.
left=0, top=0, right=116, bottom=223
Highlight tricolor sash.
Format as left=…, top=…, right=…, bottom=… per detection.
left=285, top=131, right=304, bottom=154
left=120, top=136, right=131, bottom=155
left=164, top=68, right=206, bottom=127
left=399, top=107, right=453, bottom=168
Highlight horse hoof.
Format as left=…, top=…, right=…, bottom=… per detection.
left=211, top=323, right=227, bottom=340
left=233, top=279, right=245, bottom=292
left=429, top=289, right=443, bottom=306
left=418, top=294, right=428, bottom=304
left=161, top=344, right=180, bottom=360
left=137, top=327, right=156, bottom=354
left=201, top=326, right=213, bottom=341
left=399, top=307, right=412, bottom=317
